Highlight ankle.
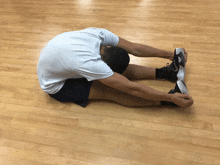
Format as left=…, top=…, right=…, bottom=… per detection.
left=156, top=68, right=168, bottom=79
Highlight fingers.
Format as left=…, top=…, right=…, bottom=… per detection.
left=182, top=94, right=191, bottom=99
left=174, top=93, right=191, bottom=99
left=172, top=93, right=194, bottom=107
left=178, top=97, right=193, bottom=107
left=170, top=48, right=188, bottom=62
left=183, top=97, right=194, bottom=107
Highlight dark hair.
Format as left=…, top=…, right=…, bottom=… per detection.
left=101, top=47, right=130, bottom=74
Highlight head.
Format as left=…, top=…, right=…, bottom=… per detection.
left=101, top=46, right=130, bottom=74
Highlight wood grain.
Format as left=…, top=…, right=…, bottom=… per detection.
left=1, top=0, right=220, bottom=164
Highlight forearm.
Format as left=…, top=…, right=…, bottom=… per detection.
left=128, top=81, right=172, bottom=102
left=99, top=72, right=172, bottom=102
left=132, top=43, right=172, bottom=59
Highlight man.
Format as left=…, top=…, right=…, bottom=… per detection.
left=37, top=27, right=194, bottom=108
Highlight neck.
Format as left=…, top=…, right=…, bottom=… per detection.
left=100, top=45, right=106, bottom=56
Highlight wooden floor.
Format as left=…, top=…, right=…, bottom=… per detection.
left=1, top=0, right=220, bottom=164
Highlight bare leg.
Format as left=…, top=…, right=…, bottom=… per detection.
left=89, top=81, right=161, bottom=107
left=122, top=64, right=156, bottom=80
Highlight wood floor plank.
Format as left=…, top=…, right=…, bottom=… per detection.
left=1, top=96, right=220, bottom=132
left=1, top=0, right=220, bottom=164
left=0, top=146, right=99, bottom=165
left=1, top=155, right=51, bottom=165
left=0, top=138, right=143, bottom=165
left=1, top=129, right=217, bottom=165
left=1, top=118, right=220, bottom=163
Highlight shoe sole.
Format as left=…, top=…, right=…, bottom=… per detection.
left=175, top=48, right=186, bottom=81
left=177, top=80, right=189, bottom=94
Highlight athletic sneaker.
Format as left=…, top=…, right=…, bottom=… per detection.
left=158, top=48, right=185, bottom=82
left=169, top=80, right=189, bottom=95
left=175, top=48, right=186, bottom=81
left=161, top=80, right=189, bottom=106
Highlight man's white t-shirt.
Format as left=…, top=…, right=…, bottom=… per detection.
left=37, top=28, right=119, bottom=94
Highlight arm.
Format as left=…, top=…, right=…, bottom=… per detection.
left=117, top=37, right=173, bottom=59
left=99, top=72, right=193, bottom=107
left=99, top=72, right=172, bottom=102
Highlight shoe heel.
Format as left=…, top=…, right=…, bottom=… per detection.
left=177, top=80, right=189, bottom=94
left=177, top=66, right=185, bottom=81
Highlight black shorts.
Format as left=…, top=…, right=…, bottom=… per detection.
left=49, top=78, right=93, bottom=107
left=49, top=49, right=130, bottom=107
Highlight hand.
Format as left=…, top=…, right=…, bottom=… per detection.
left=170, top=93, right=194, bottom=107
left=168, top=48, right=188, bottom=62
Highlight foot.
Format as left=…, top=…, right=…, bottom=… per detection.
left=175, top=48, right=186, bottom=81
left=159, top=48, right=185, bottom=82
left=169, top=80, right=189, bottom=95
left=161, top=80, right=189, bottom=106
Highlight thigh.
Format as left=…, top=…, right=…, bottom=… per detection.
left=89, top=81, right=160, bottom=107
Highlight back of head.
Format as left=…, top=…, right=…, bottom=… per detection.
left=101, top=47, right=130, bottom=74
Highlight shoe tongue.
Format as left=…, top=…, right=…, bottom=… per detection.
left=174, top=83, right=181, bottom=93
